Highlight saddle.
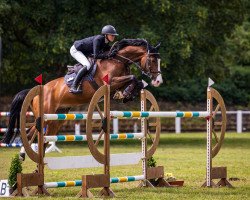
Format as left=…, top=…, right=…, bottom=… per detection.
left=64, top=58, right=99, bottom=90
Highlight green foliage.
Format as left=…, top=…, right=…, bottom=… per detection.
left=0, top=0, right=248, bottom=106
left=149, top=78, right=207, bottom=103
left=221, top=0, right=250, bottom=106
left=8, top=154, right=22, bottom=187
left=217, top=70, right=250, bottom=106
left=225, top=21, right=250, bottom=67
left=224, top=0, right=250, bottom=69
left=147, top=156, right=157, bottom=168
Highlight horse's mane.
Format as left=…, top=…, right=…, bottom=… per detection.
left=112, top=39, right=154, bottom=52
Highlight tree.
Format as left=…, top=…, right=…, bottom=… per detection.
left=0, top=0, right=246, bottom=105
left=221, top=0, right=250, bottom=106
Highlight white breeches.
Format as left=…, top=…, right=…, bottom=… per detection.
left=70, top=45, right=91, bottom=69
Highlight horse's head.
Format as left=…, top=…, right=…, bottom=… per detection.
left=113, top=39, right=163, bottom=87
left=140, top=42, right=163, bottom=87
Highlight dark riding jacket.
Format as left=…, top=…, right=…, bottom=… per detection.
left=73, top=35, right=110, bottom=59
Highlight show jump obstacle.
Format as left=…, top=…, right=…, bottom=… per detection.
left=15, top=78, right=232, bottom=197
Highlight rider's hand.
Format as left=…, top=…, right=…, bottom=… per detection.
left=108, top=51, right=116, bottom=58
left=94, top=53, right=108, bottom=59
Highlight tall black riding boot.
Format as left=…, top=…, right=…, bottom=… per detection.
left=69, top=66, right=88, bottom=94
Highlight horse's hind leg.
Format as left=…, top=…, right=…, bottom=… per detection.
left=45, top=121, right=65, bottom=137
left=44, top=108, right=71, bottom=150
left=45, top=107, right=71, bottom=137
left=19, top=121, right=65, bottom=162
left=19, top=94, right=55, bottom=161
left=19, top=126, right=37, bottom=161
left=43, top=120, right=65, bottom=153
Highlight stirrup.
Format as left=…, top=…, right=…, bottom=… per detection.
left=69, top=83, right=83, bottom=94
left=69, top=87, right=82, bottom=94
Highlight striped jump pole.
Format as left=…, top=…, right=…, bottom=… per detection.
left=44, top=111, right=209, bottom=121
left=110, top=111, right=209, bottom=118
left=1, top=111, right=89, bottom=117
left=44, top=175, right=145, bottom=188
left=0, top=128, right=29, bottom=132
left=0, top=143, right=23, bottom=147
left=110, top=175, right=144, bottom=183
left=44, top=113, right=101, bottom=121
left=0, top=128, right=7, bottom=132
left=44, top=133, right=143, bottom=142
left=0, top=112, right=33, bottom=117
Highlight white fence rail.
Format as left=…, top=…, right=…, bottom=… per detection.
left=229, top=110, right=250, bottom=133
left=113, top=110, right=250, bottom=134
left=175, top=110, right=250, bottom=133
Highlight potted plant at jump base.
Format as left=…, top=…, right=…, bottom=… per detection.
left=8, top=154, right=22, bottom=195
left=147, top=156, right=160, bottom=186
left=147, top=157, right=184, bottom=187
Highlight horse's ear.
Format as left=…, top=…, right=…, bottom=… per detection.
left=155, top=42, right=161, bottom=50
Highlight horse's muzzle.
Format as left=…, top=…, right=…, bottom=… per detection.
left=151, top=74, right=163, bottom=87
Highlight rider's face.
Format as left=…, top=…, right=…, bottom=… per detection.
left=107, top=34, right=116, bottom=42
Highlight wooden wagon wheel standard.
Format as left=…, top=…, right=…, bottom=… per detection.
left=20, top=86, right=42, bottom=164
left=86, top=85, right=110, bottom=164
left=209, top=88, right=227, bottom=158
left=141, top=90, right=161, bottom=159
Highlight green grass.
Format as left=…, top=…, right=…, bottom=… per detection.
left=0, top=132, right=249, bottom=199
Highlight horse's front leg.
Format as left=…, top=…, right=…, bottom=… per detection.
left=111, top=75, right=135, bottom=87
left=111, top=75, right=136, bottom=99
left=111, top=75, right=143, bottom=102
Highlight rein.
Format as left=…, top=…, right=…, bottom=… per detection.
left=115, top=54, right=141, bottom=70
left=115, top=53, right=161, bottom=79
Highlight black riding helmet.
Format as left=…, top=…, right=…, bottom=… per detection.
left=101, top=25, right=119, bottom=36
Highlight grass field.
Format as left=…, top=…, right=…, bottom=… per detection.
left=0, top=132, right=249, bottom=199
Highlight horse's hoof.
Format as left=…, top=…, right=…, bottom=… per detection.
left=113, top=91, right=124, bottom=100
left=19, top=153, right=25, bottom=161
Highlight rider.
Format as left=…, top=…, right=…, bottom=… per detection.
left=69, top=25, right=118, bottom=94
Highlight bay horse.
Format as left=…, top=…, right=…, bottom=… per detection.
left=1, top=39, right=163, bottom=153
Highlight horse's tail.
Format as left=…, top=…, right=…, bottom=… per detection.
left=1, top=89, right=31, bottom=144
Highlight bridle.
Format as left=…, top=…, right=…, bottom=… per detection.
left=144, top=51, right=162, bottom=79
left=115, top=50, right=162, bottom=79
